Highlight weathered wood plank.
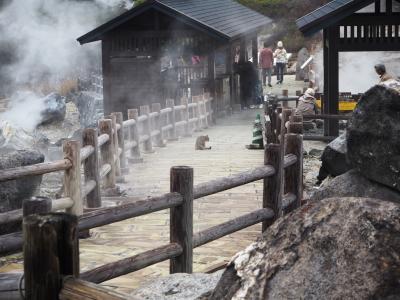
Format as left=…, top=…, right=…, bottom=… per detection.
left=193, top=208, right=274, bottom=248
left=80, top=243, right=182, bottom=284
left=78, top=193, right=183, bottom=231
left=263, top=144, right=283, bottom=231
left=193, top=165, right=275, bottom=200
left=170, top=166, right=193, bottom=274
left=24, top=213, right=79, bottom=300
left=99, top=119, right=116, bottom=189
left=0, top=159, right=71, bottom=182
left=63, top=140, right=83, bottom=216
left=83, top=128, right=101, bottom=209
left=60, top=278, right=136, bottom=300
left=284, top=133, right=303, bottom=212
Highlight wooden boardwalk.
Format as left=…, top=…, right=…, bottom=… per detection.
left=0, top=109, right=270, bottom=294
left=80, top=109, right=265, bottom=293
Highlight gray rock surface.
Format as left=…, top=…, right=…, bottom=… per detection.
left=312, top=169, right=400, bottom=204
left=131, top=271, right=223, bottom=300
left=0, top=150, right=44, bottom=233
left=39, top=93, right=66, bottom=125
left=347, top=85, right=400, bottom=191
left=209, top=197, right=400, bottom=299
left=317, top=132, right=351, bottom=182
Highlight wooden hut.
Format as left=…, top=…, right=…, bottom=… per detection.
left=78, top=0, right=272, bottom=116
left=297, top=0, right=400, bottom=137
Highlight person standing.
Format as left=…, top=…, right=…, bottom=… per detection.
left=259, top=42, right=273, bottom=87
left=274, top=41, right=288, bottom=84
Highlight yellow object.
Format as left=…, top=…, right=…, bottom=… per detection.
left=315, top=99, right=357, bottom=112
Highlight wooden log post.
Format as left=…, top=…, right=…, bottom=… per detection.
left=265, top=120, right=273, bottom=144
left=280, top=108, right=293, bottom=138
left=152, top=103, right=166, bottom=147
left=284, top=133, right=303, bottom=213
left=263, top=144, right=283, bottom=232
left=99, top=119, right=116, bottom=190
left=181, top=97, right=191, bottom=137
left=114, top=112, right=129, bottom=174
left=127, top=109, right=143, bottom=164
left=275, top=106, right=283, bottom=143
left=166, top=99, right=178, bottom=140
left=110, top=114, right=122, bottom=179
left=24, top=213, right=79, bottom=300
left=83, top=128, right=101, bottom=208
left=23, top=197, right=52, bottom=217
left=63, top=140, right=83, bottom=217
left=269, top=106, right=277, bottom=143
left=140, top=105, right=154, bottom=152
left=170, top=166, right=194, bottom=274
left=295, top=90, right=301, bottom=107
left=282, top=89, right=289, bottom=108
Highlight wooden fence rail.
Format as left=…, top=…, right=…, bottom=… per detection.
left=0, top=94, right=214, bottom=238
left=264, top=91, right=352, bottom=143
left=0, top=113, right=304, bottom=299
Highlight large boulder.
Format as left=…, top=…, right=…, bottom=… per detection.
left=74, top=91, right=102, bottom=128
left=312, top=169, right=400, bottom=204
left=130, top=271, right=223, bottom=300
left=317, top=132, right=351, bottom=183
left=347, top=85, right=400, bottom=192
left=0, top=121, right=49, bottom=154
left=39, top=93, right=66, bottom=125
left=0, top=150, right=44, bottom=216
left=209, top=197, right=400, bottom=299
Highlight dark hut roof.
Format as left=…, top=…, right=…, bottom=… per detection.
left=78, top=0, right=272, bottom=44
left=296, top=0, right=375, bottom=36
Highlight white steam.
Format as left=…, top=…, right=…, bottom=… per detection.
left=0, top=0, right=133, bottom=130
left=1, top=92, right=47, bottom=131
left=314, top=50, right=400, bottom=93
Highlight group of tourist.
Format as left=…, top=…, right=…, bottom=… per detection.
left=259, top=41, right=288, bottom=87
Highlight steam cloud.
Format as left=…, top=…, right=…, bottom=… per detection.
left=314, top=50, right=400, bottom=93
left=0, top=0, right=133, bottom=130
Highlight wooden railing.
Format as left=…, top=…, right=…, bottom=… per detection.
left=265, top=91, right=352, bottom=142
left=0, top=116, right=303, bottom=299
left=0, top=94, right=214, bottom=256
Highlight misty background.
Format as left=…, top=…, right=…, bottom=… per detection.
left=0, top=0, right=399, bottom=130
left=0, top=0, right=133, bottom=130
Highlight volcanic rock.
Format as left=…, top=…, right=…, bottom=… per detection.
left=317, top=132, right=351, bottom=183
left=347, top=85, right=400, bottom=191
left=130, top=271, right=223, bottom=300
left=39, top=93, right=66, bottom=125
left=0, top=121, right=49, bottom=154
left=312, top=169, right=400, bottom=204
left=209, top=197, right=400, bottom=300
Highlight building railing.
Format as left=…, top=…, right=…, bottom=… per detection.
left=0, top=93, right=214, bottom=256
left=0, top=114, right=303, bottom=298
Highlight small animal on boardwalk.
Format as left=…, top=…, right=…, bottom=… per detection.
left=195, top=135, right=211, bottom=150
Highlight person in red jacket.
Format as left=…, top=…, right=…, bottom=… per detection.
left=259, top=42, right=274, bottom=87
